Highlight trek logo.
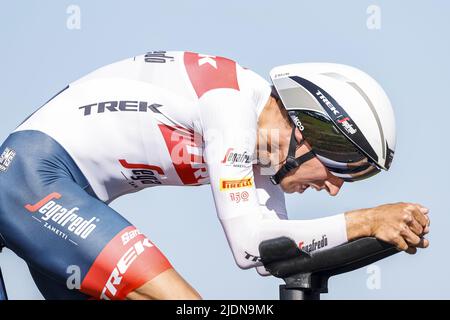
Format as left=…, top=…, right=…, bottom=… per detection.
left=100, top=238, right=154, bottom=300
left=316, top=90, right=357, bottom=135
left=316, top=90, right=339, bottom=116
left=144, top=51, right=174, bottom=63
left=0, top=147, right=16, bottom=172
left=119, top=159, right=166, bottom=188
left=79, top=101, right=163, bottom=116
left=244, top=251, right=261, bottom=262
left=25, top=192, right=98, bottom=241
left=220, top=178, right=253, bottom=191
left=221, top=148, right=252, bottom=167
left=298, top=235, right=328, bottom=253
left=198, top=54, right=218, bottom=69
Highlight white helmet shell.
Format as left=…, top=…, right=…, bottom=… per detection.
left=270, top=63, right=396, bottom=170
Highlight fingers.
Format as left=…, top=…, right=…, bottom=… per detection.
left=400, top=227, right=422, bottom=247
left=415, top=203, right=429, bottom=215
left=406, top=218, right=423, bottom=236
left=411, top=203, right=431, bottom=236
left=390, top=235, right=428, bottom=252
left=391, top=235, right=409, bottom=252
left=406, top=204, right=430, bottom=231
left=392, top=235, right=428, bottom=252
left=418, top=237, right=429, bottom=249
left=409, top=205, right=428, bottom=228
left=372, top=202, right=430, bottom=253
left=400, top=229, right=429, bottom=251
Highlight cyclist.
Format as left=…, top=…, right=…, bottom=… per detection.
left=0, top=51, right=430, bottom=300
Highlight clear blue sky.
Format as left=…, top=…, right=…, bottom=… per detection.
left=0, top=0, right=449, bottom=299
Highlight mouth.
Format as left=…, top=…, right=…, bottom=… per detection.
left=296, top=185, right=309, bottom=193
left=309, top=184, right=324, bottom=192
left=292, top=183, right=325, bottom=194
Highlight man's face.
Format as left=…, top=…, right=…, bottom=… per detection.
left=279, top=138, right=344, bottom=196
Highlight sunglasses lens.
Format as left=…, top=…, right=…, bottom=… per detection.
left=290, top=110, right=381, bottom=182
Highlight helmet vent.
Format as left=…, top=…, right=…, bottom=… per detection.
left=322, top=72, right=386, bottom=160
left=347, top=82, right=385, bottom=160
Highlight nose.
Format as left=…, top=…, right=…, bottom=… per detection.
left=324, top=175, right=344, bottom=196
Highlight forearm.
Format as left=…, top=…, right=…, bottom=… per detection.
left=254, top=209, right=374, bottom=276
left=220, top=212, right=348, bottom=269
left=344, top=208, right=374, bottom=241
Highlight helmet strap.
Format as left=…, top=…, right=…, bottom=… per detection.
left=270, top=127, right=316, bottom=185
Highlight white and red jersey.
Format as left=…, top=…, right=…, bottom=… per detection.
left=15, top=51, right=348, bottom=271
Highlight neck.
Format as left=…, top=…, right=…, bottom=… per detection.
left=257, top=96, right=293, bottom=168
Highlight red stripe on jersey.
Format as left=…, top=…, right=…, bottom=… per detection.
left=80, top=226, right=172, bottom=300
left=158, top=124, right=208, bottom=185
left=184, top=52, right=239, bottom=98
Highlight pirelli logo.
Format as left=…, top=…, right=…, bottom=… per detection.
left=220, top=178, right=253, bottom=191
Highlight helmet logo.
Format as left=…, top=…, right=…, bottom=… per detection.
left=316, top=90, right=339, bottom=115
left=289, top=113, right=305, bottom=131
left=316, top=90, right=357, bottom=135
left=337, top=117, right=357, bottom=135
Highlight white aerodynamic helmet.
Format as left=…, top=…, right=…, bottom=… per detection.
left=269, top=63, right=396, bottom=183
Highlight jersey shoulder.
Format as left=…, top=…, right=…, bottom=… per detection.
left=183, top=52, right=241, bottom=98
left=68, top=50, right=271, bottom=109
left=183, top=51, right=272, bottom=116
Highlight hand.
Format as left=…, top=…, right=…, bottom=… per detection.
left=345, top=202, right=430, bottom=254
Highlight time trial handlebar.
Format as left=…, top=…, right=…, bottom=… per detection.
left=259, top=237, right=399, bottom=299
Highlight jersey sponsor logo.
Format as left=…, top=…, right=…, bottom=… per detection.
left=79, top=101, right=163, bottom=116
left=229, top=191, right=250, bottom=203
left=144, top=50, right=175, bottom=63
left=80, top=226, right=172, bottom=300
left=100, top=238, right=154, bottom=299
left=119, top=159, right=166, bottom=188
left=298, top=235, right=328, bottom=253
left=184, top=52, right=239, bottom=98
left=121, top=229, right=142, bottom=245
left=244, top=251, right=261, bottom=262
left=24, top=192, right=98, bottom=242
left=158, top=124, right=209, bottom=185
left=220, top=177, right=253, bottom=191
left=0, top=147, right=16, bottom=172
left=221, top=148, right=252, bottom=167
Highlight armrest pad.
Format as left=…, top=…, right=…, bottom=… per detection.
left=259, top=237, right=399, bottom=279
